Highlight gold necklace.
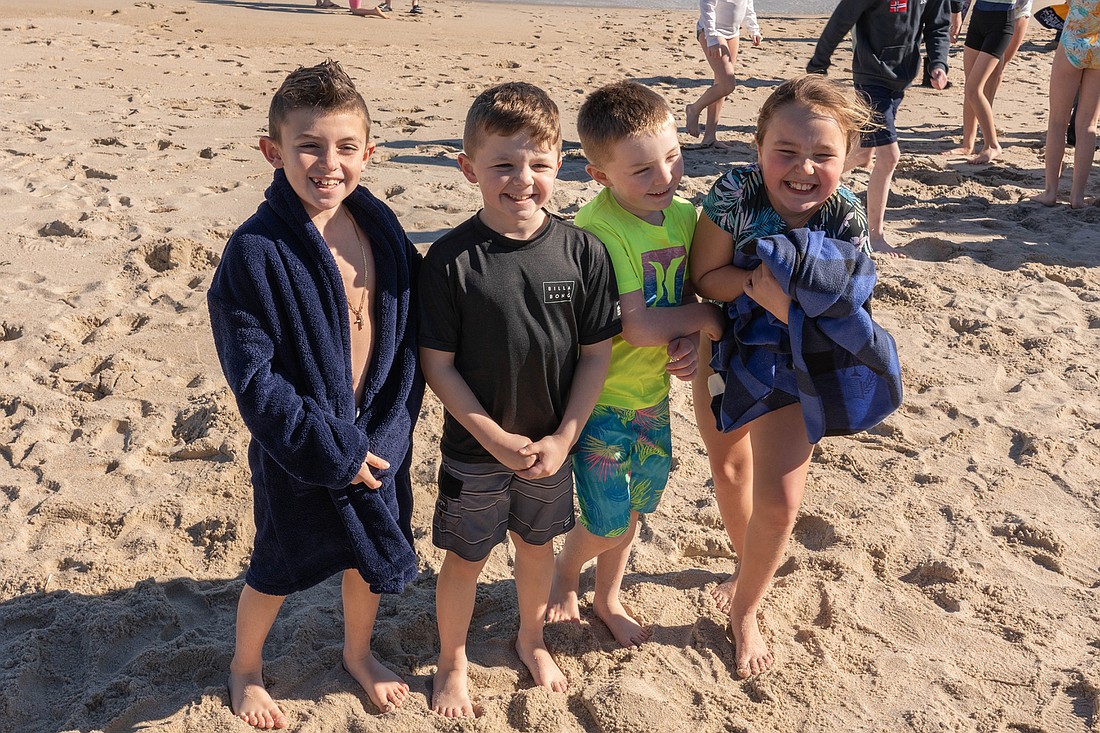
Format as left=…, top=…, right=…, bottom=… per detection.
left=343, top=206, right=368, bottom=330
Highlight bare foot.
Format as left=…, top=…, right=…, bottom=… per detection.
left=870, top=237, right=907, bottom=259
left=946, top=144, right=975, bottom=157
left=699, top=139, right=733, bottom=150
left=685, top=103, right=701, bottom=137
left=342, top=653, right=408, bottom=713
left=728, top=610, right=773, bottom=679
left=515, top=637, right=568, bottom=692
left=1070, top=196, right=1091, bottom=209
left=710, top=576, right=737, bottom=614
left=227, top=670, right=288, bottom=729
left=432, top=663, right=478, bottom=718
left=546, top=575, right=582, bottom=623
left=1029, top=190, right=1059, bottom=206
left=594, top=599, right=651, bottom=647
left=351, top=5, right=389, bottom=17
left=315, top=0, right=340, bottom=7
left=969, top=146, right=1001, bottom=165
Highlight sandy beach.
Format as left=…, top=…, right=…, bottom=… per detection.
left=1, top=0, right=1098, bottom=731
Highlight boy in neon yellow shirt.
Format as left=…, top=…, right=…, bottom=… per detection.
left=546, top=81, right=724, bottom=647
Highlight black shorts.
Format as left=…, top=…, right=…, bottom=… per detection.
left=855, top=83, right=905, bottom=148
left=965, top=9, right=1015, bottom=59
left=431, top=457, right=575, bottom=562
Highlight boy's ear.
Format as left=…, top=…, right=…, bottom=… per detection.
left=585, top=163, right=612, bottom=188
left=457, top=152, right=478, bottom=184
left=259, top=136, right=283, bottom=169
left=362, top=141, right=376, bottom=166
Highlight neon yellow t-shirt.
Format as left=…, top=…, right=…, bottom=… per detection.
left=575, top=187, right=697, bottom=409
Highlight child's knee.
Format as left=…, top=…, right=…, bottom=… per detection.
left=752, top=493, right=801, bottom=530
left=878, top=143, right=901, bottom=167
left=715, top=78, right=737, bottom=96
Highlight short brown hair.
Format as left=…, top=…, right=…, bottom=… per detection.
left=755, top=75, right=875, bottom=153
left=462, top=82, right=561, bottom=156
left=577, top=81, right=675, bottom=168
left=269, top=59, right=371, bottom=142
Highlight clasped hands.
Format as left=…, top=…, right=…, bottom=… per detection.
left=495, top=432, right=570, bottom=479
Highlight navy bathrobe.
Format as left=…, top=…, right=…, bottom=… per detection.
left=208, top=169, right=423, bottom=595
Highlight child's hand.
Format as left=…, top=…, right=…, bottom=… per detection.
left=744, top=264, right=792, bottom=324
left=705, top=43, right=731, bottom=61
left=516, top=434, right=570, bottom=480
left=702, top=302, right=726, bottom=342
left=353, top=452, right=391, bottom=490
left=929, top=68, right=948, bottom=91
left=488, top=432, right=539, bottom=472
left=751, top=34, right=763, bottom=47
left=666, top=336, right=699, bottom=382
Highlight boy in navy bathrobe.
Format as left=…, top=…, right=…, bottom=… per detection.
left=207, top=60, right=423, bottom=728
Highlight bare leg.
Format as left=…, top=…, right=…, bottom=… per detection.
left=547, top=521, right=623, bottom=623
left=1031, top=47, right=1082, bottom=205
left=728, top=404, right=812, bottom=678
left=955, top=17, right=1025, bottom=156
left=1069, top=68, right=1100, bottom=208
left=691, top=357, right=752, bottom=614
left=432, top=551, right=490, bottom=718
left=964, top=47, right=1005, bottom=164
left=949, top=47, right=982, bottom=156
left=865, top=141, right=905, bottom=257
left=341, top=570, right=408, bottom=713
left=511, top=533, right=568, bottom=692
left=702, top=37, right=739, bottom=148
left=687, top=35, right=737, bottom=139
left=702, top=96, right=733, bottom=150
left=591, top=514, right=651, bottom=647
left=351, top=5, right=390, bottom=17
left=228, top=585, right=288, bottom=730
left=844, top=145, right=873, bottom=173
left=953, top=61, right=980, bottom=157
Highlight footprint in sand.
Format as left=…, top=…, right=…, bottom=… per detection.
left=0, top=321, right=24, bottom=341
left=791, top=513, right=839, bottom=552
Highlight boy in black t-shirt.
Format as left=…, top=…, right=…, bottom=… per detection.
left=418, top=82, right=621, bottom=718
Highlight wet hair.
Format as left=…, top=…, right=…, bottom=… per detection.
left=268, top=59, right=371, bottom=141
left=462, top=82, right=561, bottom=156
left=755, top=74, right=875, bottom=153
left=577, top=81, right=675, bottom=168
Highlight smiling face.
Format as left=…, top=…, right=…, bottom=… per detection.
left=757, top=102, right=847, bottom=229
left=259, top=109, right=375, bottom=223
left=587, top=119, right=683, bottom=226
left=458, top=131, right=561, bottom=240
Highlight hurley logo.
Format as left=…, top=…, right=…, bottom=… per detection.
left=543, top=281, right=575, bottom=304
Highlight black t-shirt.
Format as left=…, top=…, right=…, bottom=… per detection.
left=419, top=213, right=622, bottom=462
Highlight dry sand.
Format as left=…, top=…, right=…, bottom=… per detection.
left=1, top=0, right=1098, bottom=731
